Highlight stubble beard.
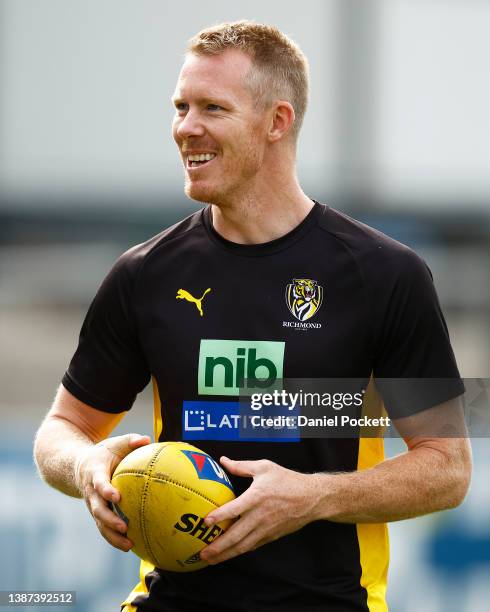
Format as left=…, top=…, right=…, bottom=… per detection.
left=183, top=144, right=263, bottom=208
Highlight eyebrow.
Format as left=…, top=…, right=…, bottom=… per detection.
left=171, top=95, right=231, bottom=107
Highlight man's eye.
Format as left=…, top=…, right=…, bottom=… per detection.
left=175, top=103, right=188, bottom=112
left=207, top=104, right=223, bottom=111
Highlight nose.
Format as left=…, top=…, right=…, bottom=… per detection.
left=173, top=108, right=206, bottom=142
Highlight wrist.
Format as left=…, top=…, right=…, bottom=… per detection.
left=73, top=445, right=93, bottom=497
left=306, top=472, right=341, bottom=521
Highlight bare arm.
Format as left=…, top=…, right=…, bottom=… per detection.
left=34, top=385, right=126, bottom=497
left=314, top=437, right=471, bottom=524
left=200, top=398, right=472, bottom=564
left=314, top=399, right=472, bottom=523
left=34, top=384, right=151, bottom=550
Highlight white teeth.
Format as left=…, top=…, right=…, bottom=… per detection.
left=187, top=153, right=216, bottom=162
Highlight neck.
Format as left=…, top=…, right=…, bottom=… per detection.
left=210, top=156, right=314, bottom=245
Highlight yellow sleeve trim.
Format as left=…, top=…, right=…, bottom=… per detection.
left=121, top=560, right=155, bottom=608
left=356, top=379, right=389, bottom=611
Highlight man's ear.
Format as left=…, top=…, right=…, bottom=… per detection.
left=268, top=101, right=295, bottom=142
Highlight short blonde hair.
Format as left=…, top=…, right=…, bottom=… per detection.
left=187, top=20, right=309, bottom=141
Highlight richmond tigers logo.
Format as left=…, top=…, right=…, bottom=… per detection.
left=286, top=278, right=323, bottom=321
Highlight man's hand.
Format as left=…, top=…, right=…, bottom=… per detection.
left=200, top=456, right=321, bottom=565
left=75, top=433, right=151, bottom=552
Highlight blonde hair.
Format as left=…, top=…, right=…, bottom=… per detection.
left=187, top=20, right=309, bottom=141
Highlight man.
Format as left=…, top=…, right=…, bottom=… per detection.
left=34, top=21, right=471, bottom=612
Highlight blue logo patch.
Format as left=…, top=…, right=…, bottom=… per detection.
left=181, top=450, right=234, bottom=492
left=182, top=400, right=300, bottom=442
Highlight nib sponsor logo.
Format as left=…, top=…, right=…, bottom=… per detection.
left=198, top=339, right=285, bottom=396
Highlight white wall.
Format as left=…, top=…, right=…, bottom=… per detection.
left=0, top=0, right=336, bottom=205
left=376, top=0, right=490, bottom=206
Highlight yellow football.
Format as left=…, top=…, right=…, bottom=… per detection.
left=111, top=441, right=235, bottom=572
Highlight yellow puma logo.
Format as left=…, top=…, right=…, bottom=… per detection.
left=176, top=288, right=211, bottom=317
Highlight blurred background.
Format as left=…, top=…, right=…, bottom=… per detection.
left=1, top=0, right=489, bottom=610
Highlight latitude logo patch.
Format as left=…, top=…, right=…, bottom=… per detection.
left=176, top=288, right=211, bottom=317
left=182, top=400, right=300, bottom=443
left=285, top=278, right=323, bottom=321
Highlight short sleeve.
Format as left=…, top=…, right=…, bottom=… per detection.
left=370, top=248, right=464, bottom=418
left=62, top=249, right=151, bottom=412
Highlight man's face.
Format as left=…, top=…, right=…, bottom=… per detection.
left=172, top=50, right=269, bottom=205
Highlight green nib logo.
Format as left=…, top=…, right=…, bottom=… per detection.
left=198, top=340, right=285, bottom=396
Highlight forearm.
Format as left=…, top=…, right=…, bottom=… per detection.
left=312, top=441, right=471, bottom=523
left=34, top=415, right=96, bottom=498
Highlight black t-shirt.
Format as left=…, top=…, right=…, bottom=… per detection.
left=63, top=202, right=463, bottom=612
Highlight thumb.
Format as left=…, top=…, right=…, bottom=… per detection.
left=103, top=433, right=151, bottom=460
left=95, top=435, right=151, bottom=503
left=127, top=433, right=152, bottom=450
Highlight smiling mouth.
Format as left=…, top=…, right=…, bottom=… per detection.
left=186, top=153, right=217, bottom=169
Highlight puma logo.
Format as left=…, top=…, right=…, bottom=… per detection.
left=176, top=288, right=211, bottom=317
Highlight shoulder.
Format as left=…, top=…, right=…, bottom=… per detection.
left=110, top=208, right=206, bottom=281
left=316, top=204, right=430, bottom=283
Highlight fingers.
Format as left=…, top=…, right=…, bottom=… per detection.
left=78, top=433, right=151, bottom=552
left=84, top=483, right=133, bottom=552
left=202, top=532, right=259, bottom=565
left=201, top=512, right=263, bottom=565
left=205, top=487, right=257, bottom=526
left=99, top=525, right=133, bottom=552
left=205, top=458, right=275, bottom=525
left=93, top=470, right=121, bottom=503
left=219, top=456, right=270, bottom=477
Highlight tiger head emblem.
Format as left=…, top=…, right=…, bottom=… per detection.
left=286, top=278, right=323, bottom=321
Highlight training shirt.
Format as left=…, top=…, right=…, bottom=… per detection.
left=63, top=202, right=464, bottom=612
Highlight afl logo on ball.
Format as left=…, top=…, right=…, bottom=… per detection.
left=181, top=450, right=234, bottom=491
